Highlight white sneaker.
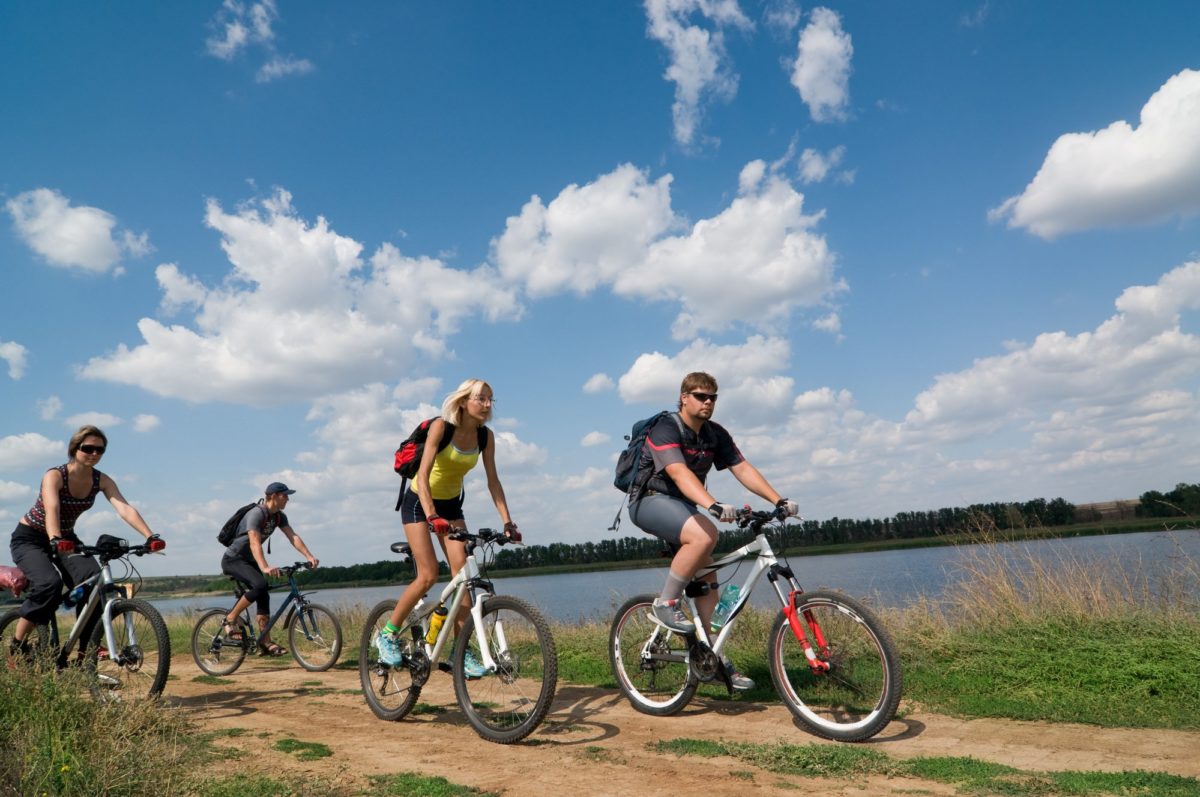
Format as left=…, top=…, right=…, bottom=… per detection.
left=375, top=629, right=404, bottom=667
left=651, top=599, right=695, bottom=634
left=721, top=655, right=755, bottom=691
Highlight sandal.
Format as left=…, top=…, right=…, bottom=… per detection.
left=258, top=642, right=287, bottom=657
left=222, top=621, right=244, bottom=642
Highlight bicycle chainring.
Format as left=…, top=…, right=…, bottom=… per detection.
left=407, top=650, right=431, bottom=687
left=688, top=641, right=720, bottom=682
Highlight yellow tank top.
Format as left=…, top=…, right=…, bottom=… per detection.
left=428, top=441, right=481, bottom=500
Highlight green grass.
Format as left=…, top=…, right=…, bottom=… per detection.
left=366, top=772, right=498, bottom=797
left=272, top=737, right=333, bottom=760
left=655, top=738, right=1200, bottom=796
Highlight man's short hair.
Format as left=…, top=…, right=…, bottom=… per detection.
left=678, top=372, right=718, bottom=409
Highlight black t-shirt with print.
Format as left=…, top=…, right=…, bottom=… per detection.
left=640, top=413, right=744, bottom=501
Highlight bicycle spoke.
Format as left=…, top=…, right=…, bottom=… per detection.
left=609, top=595, right=696, bottom=716
left=360, top=600, right=422, bottom=721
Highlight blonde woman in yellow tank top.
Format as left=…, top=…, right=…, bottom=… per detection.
left=376, top=379, right=518, bottom=674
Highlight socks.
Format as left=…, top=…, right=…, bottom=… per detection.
left=383, top=621, right=401, bottom=635
left=658, top=569, right=688, bottom=603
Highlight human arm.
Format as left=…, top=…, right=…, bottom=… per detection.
left=480, top=428, right=518, bottom=539
left=248, top=529, right=279, bottom=577
left=99, top=474, right=158, bottom=540
left=726, top=460, right=783, bottom=507
left=280, top=525, right=318, bottom=568
left=39, top=469, right=65, bottom=541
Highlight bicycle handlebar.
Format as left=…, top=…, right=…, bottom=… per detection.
left=279, top=562, right=313, bottom=576
left=71, top=538, right=161, bottom=561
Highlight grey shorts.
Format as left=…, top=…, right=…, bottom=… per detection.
left=628, top=492, right=702, bottom=550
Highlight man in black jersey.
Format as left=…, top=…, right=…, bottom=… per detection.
left=629, top=372, right=799, bottom=690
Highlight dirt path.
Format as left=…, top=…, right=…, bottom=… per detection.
left=165, top=655, right=1200, bottom=796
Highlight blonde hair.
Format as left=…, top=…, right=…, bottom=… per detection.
left=68, top=425, right=108, bottom=457
left=441, top=378, right=492, bottom=425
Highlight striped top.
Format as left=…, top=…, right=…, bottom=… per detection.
left=22, top=464, right=103, bottom=535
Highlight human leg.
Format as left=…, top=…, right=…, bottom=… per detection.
left=9, top=529, right=64, bottom=636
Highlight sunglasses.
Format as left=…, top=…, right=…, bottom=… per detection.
left=688, top=391, right=718, bottom=403
left=79, top=445, right=106, bottom=455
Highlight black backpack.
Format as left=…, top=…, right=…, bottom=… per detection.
left=218, top=502, right=259, bottom=546
left=393, top=419, right=488, bottom=510
left=613, top=411, right=684, bottom=494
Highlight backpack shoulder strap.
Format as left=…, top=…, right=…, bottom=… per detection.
left=477, top=425, right=489, bottom=451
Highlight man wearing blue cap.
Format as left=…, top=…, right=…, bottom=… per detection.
left=219, top=482, right=319, bottom=656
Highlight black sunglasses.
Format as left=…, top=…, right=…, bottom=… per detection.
left=79, top=445, right=106, bottom=455
left=688, top=391, right=718, bottom=403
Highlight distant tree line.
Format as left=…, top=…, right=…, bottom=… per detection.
left=1137, top=482, right=1200, bottom=518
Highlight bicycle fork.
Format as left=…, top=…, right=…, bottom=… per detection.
left=781, top=589, right=833, bottom=674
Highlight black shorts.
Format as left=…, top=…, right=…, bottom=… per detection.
left=628, top=492, right=702, bottom=551
left=399, top=488, right=465, bottom=525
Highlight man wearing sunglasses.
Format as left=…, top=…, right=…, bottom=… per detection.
left=628, top=372, right=800, bottom=691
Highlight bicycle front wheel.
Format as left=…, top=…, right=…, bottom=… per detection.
left=453, top=595, right=558, bottom=744
left=609, top=594, right=697, bottom=716
left=360, top=599, right=422, bottom=721
left=289, top=602, right=343, bottom=672
left=191, top=608, right=249, bottom=676
left=87, top=598, right=171, bottom=700
left=769, top=590, right=902, bottom=742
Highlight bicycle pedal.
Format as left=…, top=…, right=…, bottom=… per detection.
left=437, top=662, right=453, bottom=673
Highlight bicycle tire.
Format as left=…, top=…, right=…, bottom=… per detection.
left=288, top=602, right=343, bottom=672
left=609, top=593, right=697, bottom=716
left=191, top=607, right=249, bottom=676
left=87, top=597, right=171, bottom=700
left=360, top=599, right=422, bottom=721
left=768, top=589, right=902, bottom=742
left=452, top=595, right=558, bottom=744
left=0, top=609, right=53, bottom=671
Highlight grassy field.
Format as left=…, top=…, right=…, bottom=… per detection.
left=5, top=519, right=1200, bottom=796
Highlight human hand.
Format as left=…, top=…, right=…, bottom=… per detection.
left=774, top=498, right=800, bottom=519
left=147, top=534, right=166, bottom=552
left=707, top=502, right=737, bottom=523
left=264, top=565, right=281, bottom=577
left=503, top=521, right=522, bottom=543
left=428, top=515, right=451, bottom=535
left=308, top=557, right=319, bottom=569
left=51, top=537, right=76, bottom=555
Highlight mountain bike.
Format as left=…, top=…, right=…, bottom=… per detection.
left=360, top=528, right=558, bottom=744
left=610, top=508, right=902, bottom=742
left=191, top=562, right=342, bottom=674
left=0, top=534, right=171, bottom=700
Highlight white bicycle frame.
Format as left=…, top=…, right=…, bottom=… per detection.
left=682, top=532, right=796, bottom=654
left=57, top=554, right=138, bottom=661
left=406, top=544, right=503, bottom=672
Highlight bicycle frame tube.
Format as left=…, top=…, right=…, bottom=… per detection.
left=258, top=579, right=301, bottom=638
left=58, top=561, right=111, bottom=656
left=688, top=533, right=795, bottom=651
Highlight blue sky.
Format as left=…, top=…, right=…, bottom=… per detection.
left=3, top=1, right=1200, bottom=576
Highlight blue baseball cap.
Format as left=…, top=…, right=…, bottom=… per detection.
left=265, top=482, right=296, bottom=496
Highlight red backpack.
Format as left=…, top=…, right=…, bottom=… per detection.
left=393, top=419, right=488, bottom=509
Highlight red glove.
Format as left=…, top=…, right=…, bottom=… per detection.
left=147, top=535, right=166, bottom=552
left=51, top=537, right=76, bottom=555
left=503, top=522, right=522, bottom=543
left=427, top=514, right=451, bottom=535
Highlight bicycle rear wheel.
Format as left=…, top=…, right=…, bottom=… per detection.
left=191, top=608, right=249, bottom=676
left=288, top=602, right=343, bottom=672
left=87, top=598, right=171, bottom=700
left=360, top=599, right=423, bottom=721
left=609, top=594, right=697, bottom=716
left=768, top=589, right=902, bottom=742
left=453, top=595, right=558, bottom=744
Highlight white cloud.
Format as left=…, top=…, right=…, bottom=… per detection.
left=0, top=341, right=27, bottom=379
left=132, top=414, right=161, bottom=433
left=798, top=145, right=846, bottom=183
left=583, top=373, right=615, bottom=393
left=37, top=396, right=62, bottom=421
left=80, top=189, right=522, bottom=405
left=644, top=0, right=753, bottom=148
left=790, top=7, right=853, bottom=123
left=493, top=160, right=845, bottom=340
left=991, top=69, right=1200, bottom=239
left=257, top=55, right=314, bottom=83
left=206, top=0, right=312, bottom=83
left=5, top=189, right=150, bottom=273
left=0, top=481, right=31, bottom=502
left=0, top=433, right=61, bottom=471
left=65, top=412, right=123, bottom=429
left=960, top=2, right=990, bottom=28
left=391, top=377, right=442, bottom=404
left=763, top=0, right=802, bottom=34
left=581, top=431, right=611, bottom=447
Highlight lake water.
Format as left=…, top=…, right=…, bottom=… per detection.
left=151, top=529, right=1200, bottom=623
